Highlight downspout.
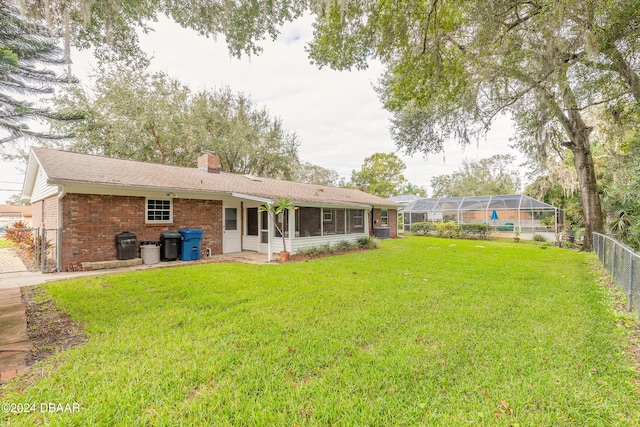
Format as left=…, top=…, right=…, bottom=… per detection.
left=267, top=203, right=273, bottom=262
left=56, top=186, right=66, bottom=272
left=517, top=194, right=523, bottom=233
left=370, top=207, right=375, bottom=236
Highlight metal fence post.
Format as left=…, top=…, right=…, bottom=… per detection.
left=41, top=228, right=46, bottom=274
left=34, top=228, right=40, bottom=270
left=57, top=228, right=62, bottom=272
left=630, top=256, right=635, bottom=312
left=612, top=241, right=617, bottom=281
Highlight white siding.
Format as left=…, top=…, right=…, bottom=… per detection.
left=243, top=236, right=259, bottom=251
left=31, top=167, right=58, bottom=202
left=288, top=233, right=368, bottom=254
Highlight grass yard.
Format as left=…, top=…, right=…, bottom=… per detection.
left=0, top=239, right=14, bottom=248
left=1, top=237, right=639, bottom=426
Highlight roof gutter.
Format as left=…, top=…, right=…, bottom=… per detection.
left=46, top=179, right=231, bottom=199
left=57, top=186, right=66, bottom=229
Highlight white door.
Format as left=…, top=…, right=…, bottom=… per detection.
left=223, top=204, right=241, bottom=253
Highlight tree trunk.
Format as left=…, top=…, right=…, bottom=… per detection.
left=551, top=73, right=604, bottom=251
left=569, top=139, right=603, bottom=251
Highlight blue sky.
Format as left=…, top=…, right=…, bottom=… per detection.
left=0, top=14, right=523, bottom=202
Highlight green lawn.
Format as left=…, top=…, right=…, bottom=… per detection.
left=0, top=239, right=14, bottom=248
left=2, top=237, right=639, bottom=426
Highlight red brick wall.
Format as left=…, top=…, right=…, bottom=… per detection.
left=388, top=209, right=398, bottom=238
left=60, top=194, right=222, bottom=270
left=370, top=208, right=398, bottom=238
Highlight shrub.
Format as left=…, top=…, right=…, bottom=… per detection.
left=356, top=236, right=379, bottom=250
left=410, top=221, right=490, bottom=240
left=533, top=233, right=547, bottom=242
left=5, top=220, right=33, bottom=246
left=459, top=224, right=490, bottom=240
left=336, top=240, right=357, bottom=251
left=296, top=246, right=320, bottom=256
left=4, top=220, right=53, bottom=270
left=435, top=222, right=459, bottom=239
left=540, top=215, right=555, bottom=226
left=410, top=222, right=436, bottom=235
left=296, top=238, right=378, bottom=257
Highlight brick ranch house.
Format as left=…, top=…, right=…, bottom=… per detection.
left=22, top=147, right=400, bottom=271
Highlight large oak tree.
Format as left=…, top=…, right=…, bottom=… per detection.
left=53, top=65, right=301, bottom=179
left=19, top=1, right=640, bottom=249
left=305, top=0, right=640, bottom=250
left=431, top=155, right=522, bottom=197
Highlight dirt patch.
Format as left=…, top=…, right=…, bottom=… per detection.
left=0, top=287, right=86, bottom=395
left=21, top=286, right=87, bottom=366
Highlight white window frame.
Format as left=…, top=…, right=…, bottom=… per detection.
left=146, top=198, right=173, bottom=224
left=323, top=209, right=333, bottom=222
left=381, top=209, right=389, bottom=226
left=354, top=209, right=364, bottom=228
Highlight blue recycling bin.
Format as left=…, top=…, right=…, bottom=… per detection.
left=179, top=229, right=204, bottom=261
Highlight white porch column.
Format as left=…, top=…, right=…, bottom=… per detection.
left=267, top=205, right=273, bottom=262
left=287, top=207, right=295, bottom=254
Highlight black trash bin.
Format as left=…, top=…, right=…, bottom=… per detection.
left=160, top=231, right=182, bottom=261
left=115, top=231, right=136, bottom=260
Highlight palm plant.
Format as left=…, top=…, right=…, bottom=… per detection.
left=259, top=198, right=293, bottom=255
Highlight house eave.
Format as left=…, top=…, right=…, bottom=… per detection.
left=21, top=148, right=43, bottom=201
left=231, top=193, right=274, bottom=204
left=47, top=179, right=232, bottom=200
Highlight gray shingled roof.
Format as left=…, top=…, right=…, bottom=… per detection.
left=31, top=147, right=400, bottom=208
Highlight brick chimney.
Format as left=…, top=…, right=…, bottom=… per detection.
left=197, top=153, right=221, bottom=174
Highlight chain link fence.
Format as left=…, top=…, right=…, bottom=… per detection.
left=39, top=228, right=61, bottom=273
left=2, top=226, right=61, bottom=273
left=593, top=232, right=640, bottom=313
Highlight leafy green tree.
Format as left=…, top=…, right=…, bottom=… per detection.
left=18, top=0, right=308, bottom=66
left=305, top=0, right=640, bottom=250
left=53, top=64, right=300, bottom=178
left=292, top=162, right=339, bottom=186
left=18, top=0, right=640, bottom=251
left=400, top=182, right=428, bottom=197
left=431, top=155, right=521, bottom=197
left=0, top=2, right=76, bottom=156
left=350, top=152, right=409, bottom=198
left=596, top=111, right=640, bottom=249
left=525, top=169, right=585, bottom=236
